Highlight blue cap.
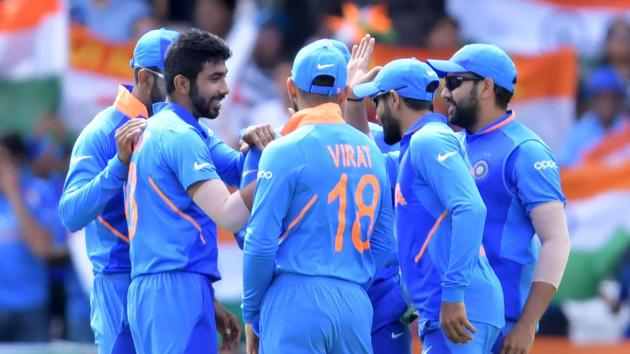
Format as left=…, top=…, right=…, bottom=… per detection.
left=588, top=66, right=625, bottom=97
left=291, top=39, right=348, bottom=96
left=353, top=58, right=439, bottom=101
left=309, top=38, right=351, bottom=64
left=129, top=28, right=180, bottom=71
left=427, top=44, right=517, bottom=93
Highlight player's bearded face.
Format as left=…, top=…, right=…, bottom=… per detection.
left=189, top=80, right=226, bottom=119
left=378, top=99, right=402, bottom=145
left=446, top=84, right=480, bottom=132
left=149, top=76, right=166, bottom=112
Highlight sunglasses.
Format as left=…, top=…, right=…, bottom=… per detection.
left=444, top=75, right=483, bottom=91
left=139, top=66, right=164, bottom=79
left=371, top=85, right=408, bottom=106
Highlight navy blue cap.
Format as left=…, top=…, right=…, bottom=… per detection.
left=353, top=58, right=439, bottom=101
left=129, top=28, right=180, bottom=71
left=427, top=44, right=517, bottom=93
left=292, top=39, right=348, bottom=96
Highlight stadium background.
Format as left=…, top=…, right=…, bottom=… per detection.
left=0, top=0, right=629, bottom=352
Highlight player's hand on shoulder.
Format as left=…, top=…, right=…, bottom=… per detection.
left=115, top=118, right=146, bottom=164
left=240, top=124, right=277, bottom=153
left=245, top=323, right=259, bottom=354
left=439, top=301, right=476, bottom=344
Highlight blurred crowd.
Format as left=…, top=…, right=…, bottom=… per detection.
left=0, top=0, right=629, bottom=346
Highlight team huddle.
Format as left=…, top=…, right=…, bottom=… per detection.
left=59, top=27, right=571, bottom=354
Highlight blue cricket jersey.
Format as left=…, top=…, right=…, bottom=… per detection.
left=242, top=103, right=395, bottom=323
left=465, top=111, right=566, bottom=322
left=127, top=102, right=225, bottom=280
left=60, top=87, right=244, bottom=275
left=395, top=112, right=504, bottom=329
left=60, top=85, right=147, bottom=274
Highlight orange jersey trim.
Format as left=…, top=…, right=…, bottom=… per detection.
left=414, top=210, right=448, bottom=262
left=148, top=177, right=207, bottom=244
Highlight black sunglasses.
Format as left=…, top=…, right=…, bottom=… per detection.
left=371, top=85, right=408, bottom=106
left=445, top=75, right=483, bottom=91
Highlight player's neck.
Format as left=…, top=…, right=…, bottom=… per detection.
left=400, top=109, right=431, bottom=134
left=166, top=94, right=196, bottom=119
left=130, top=86, right=152, bottom=115
left=470, top=105, right=506, bottom=134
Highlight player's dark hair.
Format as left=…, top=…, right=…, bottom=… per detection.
left=133, top=66, right=161, bottom=84
left=164, top=28, right=232, bottom=94
left=494, top=85, right=514, bottom=109
left=401, top=97, right=433, bottom=111
left=297, top=75, right=341, bottom=102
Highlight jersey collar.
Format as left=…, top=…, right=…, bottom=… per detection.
left=153, top=101, right=208, bottom=139
left=113, top=85, right=149, bottom=119
left=280, top=103, right=344, bottom=136
left=467, top=110, right=516, bottom=143
left=400, top=112, right=447, bottom=157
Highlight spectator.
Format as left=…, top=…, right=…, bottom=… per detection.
left=559, top=66, right=627, bottom=167
left=70, top=0, right=154, bottom=43
left=425, top=16, right=461, bottom=52
left=194, top=0, right=236, bottom=39
left=0, top=133, right=54, bottom=342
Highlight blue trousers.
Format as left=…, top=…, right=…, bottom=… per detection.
left=90, top=272, right=135, bottom=354
left=259, top=274, right=373, bottom=354
left=128, top=272, right=217, bottom=354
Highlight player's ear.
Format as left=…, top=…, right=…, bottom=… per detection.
left=286, top=77, right=298, bottom=101
left=137, top=69, right=154, bottom=88
left=390, top=90, right=401, bottom=109
left=174, top=74, right=190, bottom=95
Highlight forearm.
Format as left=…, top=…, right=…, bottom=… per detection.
left=192, top=179, right=250, bottom=232
left=241, top=251, right=275, bottom=324
left=517, top=281, right=557, bottom=328
left=59, top=156, right=128, bottom=231
left=442, top=203, right=486, bottom=302
left=531, top=201, right=571, bottom=288
left=343, top=100, right=371, bottom=135
left=7, top=193, right=52, bottom=259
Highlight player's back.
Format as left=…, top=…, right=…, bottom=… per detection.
left=268, top=114, right=390, bottom=286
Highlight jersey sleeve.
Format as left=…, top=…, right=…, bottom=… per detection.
left=240, top=147, right=262, bottom=188
left=206, top=131, right=245, bottom=188
left=161, top=129, right=219, bottom=191
left=369, top=166, right=395, bottom=275
left=241, top=140, right=303, bottom=324
left=59, top=127, right=129, bottom=232
left=410, top=130, right=487, bottom=302
left=506, top=140, right=566, bottom=215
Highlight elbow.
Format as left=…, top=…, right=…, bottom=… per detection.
left=58, top=201, right=81, bottom=233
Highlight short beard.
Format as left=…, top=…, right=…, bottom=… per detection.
left=449, top=87, right=480, bottom=132
left=381, top=104, right=402, bottom=145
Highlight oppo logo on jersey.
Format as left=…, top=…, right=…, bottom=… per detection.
left=258, top=170, right=273, bottom=179
left=534, top=160, right=557, bottom=170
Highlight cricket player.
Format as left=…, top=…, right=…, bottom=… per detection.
left=59, top=29, right=179, bottom=354
left=242, top=39, right=395, bottom=354
left=124, top=28, right=254, bottom=354
left=353, top=58, right=505, bottom=353
left=428, top=44, right=570, bottom=354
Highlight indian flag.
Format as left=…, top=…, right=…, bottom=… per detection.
left=0, top=0, right=67, bottom=135
left=371, top=45, right=578, bottom=152
left=556, top=125, right=630, bottom=300
left=62, top=24, right=135, bottom=131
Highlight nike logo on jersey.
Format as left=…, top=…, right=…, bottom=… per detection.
left=422, top=346, right=432, bottom=354
left=437, top=151, right=457, bottom=162
left=242, top=170, right=257, bottom=180
left=70, top=155, right=93, bottom=165
left=193, top=162, right=212, bottom=171
left=391, top=332, right=405, bottom=339
left=317, top=63, right=335, bottom=70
